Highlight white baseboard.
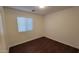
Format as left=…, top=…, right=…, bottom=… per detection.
left=9, top=36, right=43, bottom=48
left=45, top=35, right=79, bottom=49
left=8, top=35, right=79, bottom=52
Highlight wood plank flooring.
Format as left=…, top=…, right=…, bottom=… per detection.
left=9, top=37, right=79, bottom=53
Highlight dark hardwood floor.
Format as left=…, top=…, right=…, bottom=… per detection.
left=9, top=37, right=79, bottom=53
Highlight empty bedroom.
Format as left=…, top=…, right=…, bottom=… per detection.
left=0, top=6, right=79, bottom=53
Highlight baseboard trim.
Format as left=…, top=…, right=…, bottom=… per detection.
left=9, top=36, right=79, bottom=52
left=45, top=36, right=79, bottom=50
left=9, top=36, right=79, bottom=53
left=9, top=36, right=43, bottom=48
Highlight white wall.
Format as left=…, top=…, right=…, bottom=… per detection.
left=4, top=8, right=44, bottom=47
left=44, top=7, right=79, bottom=49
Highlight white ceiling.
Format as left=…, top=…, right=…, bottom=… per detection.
left=7, top=6, right=73, bottom=16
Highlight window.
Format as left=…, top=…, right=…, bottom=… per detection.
left=17, top=17, right=32, bottom=32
